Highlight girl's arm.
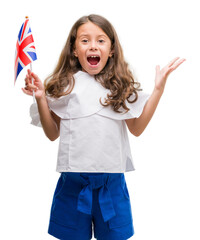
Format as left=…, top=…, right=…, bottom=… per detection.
left=125, top=57, right=185, bottom=137
left=22, top=69, right=60, bottom=141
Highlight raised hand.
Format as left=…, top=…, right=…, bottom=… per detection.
left=155, top=57, right=186, bottom=92
left=22, top=69, right=45, bottom=100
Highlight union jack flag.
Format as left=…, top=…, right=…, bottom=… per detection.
left=14, top=17, right=37, bottom=84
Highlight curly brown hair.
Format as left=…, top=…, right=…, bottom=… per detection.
left=44, top=14, right=141, bottom=113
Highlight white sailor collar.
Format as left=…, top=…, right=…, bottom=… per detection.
left=30, top=71, right=149, bottom=124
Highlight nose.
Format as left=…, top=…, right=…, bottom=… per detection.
left=89, top=40, right=98, bottom=50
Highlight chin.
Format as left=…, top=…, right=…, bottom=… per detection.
left=83, top=67, right=102, bottom=76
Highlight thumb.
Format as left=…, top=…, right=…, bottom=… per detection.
left=156, top=65, right=160, bottom=73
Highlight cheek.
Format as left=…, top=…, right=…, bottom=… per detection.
left=74, top=42, right=83, bottom=54
left=76, top=47, right=87, bottom=60
left=102, top=51, right=111, bottom=62
left=77, top=54, right=87, bottom=68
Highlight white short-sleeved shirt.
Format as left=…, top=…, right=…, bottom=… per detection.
left=30, top=71, right=149, bottom=173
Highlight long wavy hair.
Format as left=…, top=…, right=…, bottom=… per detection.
left=44, top=14, right=141, bottom=113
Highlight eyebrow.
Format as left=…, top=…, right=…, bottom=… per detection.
left=78, top=34, right=108, bottom=39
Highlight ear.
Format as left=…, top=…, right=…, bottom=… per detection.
left=109, top=49, right=114, bottom=57
left=74, top=50, right=78, bottom=57
left=73, top=47, right=78, bottom=57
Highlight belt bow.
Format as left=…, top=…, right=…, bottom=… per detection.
left=77, top=174, right=116, bottom=222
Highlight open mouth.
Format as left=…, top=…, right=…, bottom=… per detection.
left=87, top=56, right=100, bottom=66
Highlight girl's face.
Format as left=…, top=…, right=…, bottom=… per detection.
left=74, top=21, right=113, bottom=75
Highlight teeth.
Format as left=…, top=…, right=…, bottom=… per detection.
left=89, top=56, right=98, bottom=58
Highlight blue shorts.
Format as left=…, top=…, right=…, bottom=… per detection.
left=48, top=172, right=134, bottom=240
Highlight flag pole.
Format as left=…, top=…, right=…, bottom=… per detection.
left=30, top=62, right=36, bottom=103
left=25, top=16, right=35, bottom=103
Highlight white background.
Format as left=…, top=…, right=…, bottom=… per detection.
left=1, top=0, right=200, bottom=239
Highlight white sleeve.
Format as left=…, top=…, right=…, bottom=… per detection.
left=125, top=91, right=150, bottom=118
left=29, top=96, right=68, bottom=127
left=96, top=91, right=150, bottom=120
left=30, top=103, right=42, bottom=127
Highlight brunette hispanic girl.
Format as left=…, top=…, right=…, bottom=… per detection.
left=23, top=14, right=185, bottom=240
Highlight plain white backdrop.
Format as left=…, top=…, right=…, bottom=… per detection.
left=1, top=0, right=200, bottom=239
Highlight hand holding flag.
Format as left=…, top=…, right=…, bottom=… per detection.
left=22, top=69, right=45, bottom=100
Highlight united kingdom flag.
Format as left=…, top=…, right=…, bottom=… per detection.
left=14, top=17, right=37, bottom=84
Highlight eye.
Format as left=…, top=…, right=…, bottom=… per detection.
left=81, top=39, right=88, bottom=43
left=98, top=39, right=105, bottom=43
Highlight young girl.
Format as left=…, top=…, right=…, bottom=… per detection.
left=22, top=14, right=185, bottom=240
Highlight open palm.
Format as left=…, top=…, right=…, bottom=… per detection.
left=155, top=57, right=186, bottom=91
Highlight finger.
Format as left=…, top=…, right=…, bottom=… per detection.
left=31, top=72, right=40, bottom=82
left=26, top=83, right=38, bottom=91
left=27, top=69, right=39, bottom=83
left=22, top=88, right=33, bottom=96
left=24, top=76, right=28, bottom=84
left=27, top=69, right=33, bottom=79
left=25, top=74, right=31, bottom=83
left=156, top=65, right=160, bottom=72
left=155, top=65, right=160, bottom=75
left=167, top=57, right=180, bottom=68
left=169, top=58, right=186, bottom=71
left=25, top=72, right=32, bottom=85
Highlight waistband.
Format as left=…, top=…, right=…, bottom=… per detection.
left=61, top=172, right=123, bottom=222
